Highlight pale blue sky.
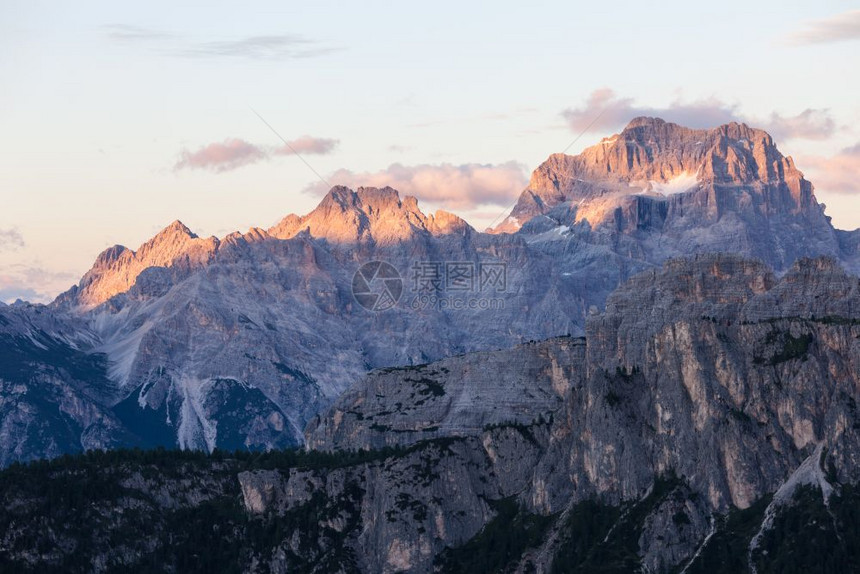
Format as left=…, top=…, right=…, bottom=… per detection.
left=1, top=1, right=859, bottom=302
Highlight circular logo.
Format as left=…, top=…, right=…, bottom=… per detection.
left=352, top=261, right=403, bottom=311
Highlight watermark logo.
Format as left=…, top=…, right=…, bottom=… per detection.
left=353, top=260, right=507, bottom=312
left=409, top=261, right=507, bottom=311
left=352, top=261, right=403, bottom=311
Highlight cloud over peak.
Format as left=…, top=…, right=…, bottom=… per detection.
left=563, top=89, right=739, bottom=134
left=305, top=162, right=528, bottom=210
left=562, top=88, right=837, bottom=142
left=801, top=143, right=860, bottom=196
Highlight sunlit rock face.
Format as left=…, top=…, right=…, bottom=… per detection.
left=2, top=117, right=859, bottom=461
left=497, top=117, right=817, bottom=230
left=492, top=117, right=852, bottom=274
left=268, top=185, right=472, bottom=244
left=60, top=220, right=221, bottom=310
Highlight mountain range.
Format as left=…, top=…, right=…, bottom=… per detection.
left=2, top=117, right=859, bottom=465
left=3, top=253, right=859, bottom=572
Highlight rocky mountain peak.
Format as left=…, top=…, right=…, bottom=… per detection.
left=136, top=220, right=200, bottom=257
left=158, top=219, right=197, bottom=239
left=268, top=185, right=472, bottom=244
left=494, top=117, right=816, bottom=233
left=65, top=220, right=219, bottom=309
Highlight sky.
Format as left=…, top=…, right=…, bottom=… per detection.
left=1, top=1, right=859, bottom=303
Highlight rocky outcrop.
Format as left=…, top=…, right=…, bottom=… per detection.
left=305, top=336, right=584, bottom=451
left=529, top=255, right=860, bottom=515
left=239, top=427, right=548, bottom=573
left=296, top=254, right=860, bottom=570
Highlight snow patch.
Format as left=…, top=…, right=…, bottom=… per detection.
left=650, top=172, right=700, bottom=196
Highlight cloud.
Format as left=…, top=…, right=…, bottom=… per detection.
left=175, top=139, right=268, bottom=172
left=0, top=265, right=78, bottom=304
left=175, top=136, right=339, bottom=172
left=306, top=162, right=528, bottom=210
left=562, top=88, right=836, bottom=141
left=103, top=25, right=338, bottom=60
left=800, top=143, right=860, bottom=195
left=180, top=34, right=338, bottom=59
left=562, top=88, right=740, bottom=134
left=785, top=10, right=860, bottom=45
left=101, top=24, right=174, bottom=42
left=276, top=136, right=340, bottom=156
left=765, top=109, right=835, bottom=141
left=0, top=228, right=25, bottom=252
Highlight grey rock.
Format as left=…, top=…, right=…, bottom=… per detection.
left=305, top=336, right=584, bottom=451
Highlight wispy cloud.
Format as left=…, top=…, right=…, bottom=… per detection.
left=102, top=25, right=339, bottom=60
left=562, top=88, right=837, bottom=141
left=765, top=109, right=835, bottom=141
left=0, top=228, right=25, bottom=252
left=562, top=88, right=740, bottom=133
left=785, top=10, right=860, bottom=45
left=175, top=136, right=339, bottom=173
left=275, top=136, right=340, bottom=156
left=175, top=139, right=268, bottom=172
left=305, top=162, right=528, bottom=210
left=180, top=35, right=338, bottom=60
left=101, top=24, right=174, bottom=42
left=801, top=143, right=860, bottom=195
left=0, top=264, right=78, bottom=304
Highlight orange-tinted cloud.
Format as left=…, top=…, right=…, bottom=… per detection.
left=562, top=88, right=836, bottom=141
left=306, top=162, right=528, bottom=209
left=175, top=139, right=267, bottom=172
left=175, top=136, right=338, bottom=172
left=785, top=10, right=860, bottom=45
left=765, top=109, right=835, bottom=141
left=801, top=143, right=860, bottom=195
left=562, top=89, right=739, bottom=133
left=275, top=136, right=339, bottom=156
